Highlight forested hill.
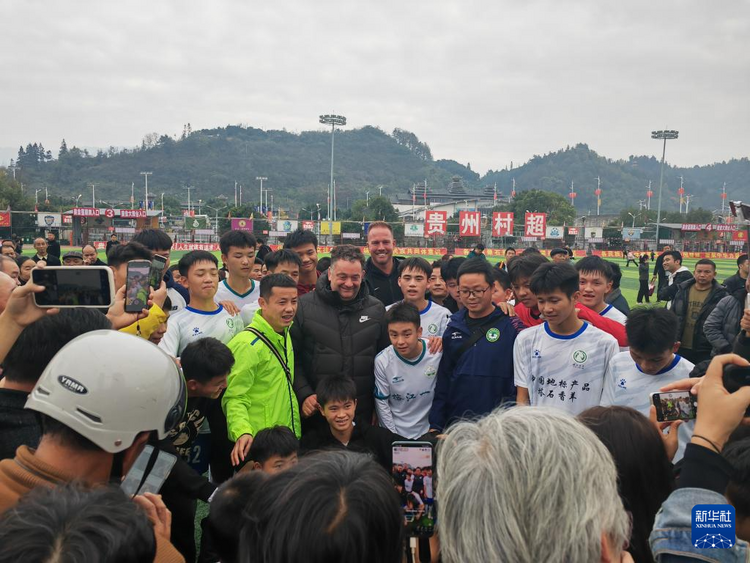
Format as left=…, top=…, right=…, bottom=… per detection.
left=9, top=125, right=749, bottom=213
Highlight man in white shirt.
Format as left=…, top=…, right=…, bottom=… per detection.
left=214, top=230, right=260, bottom=313
left=575, top=256, right=627, bottom=325
left=160, top=250, right=244, bottom=356
left=657, top=250, right=693, bottom=308
left=600, top=307, right=694, bottom=461
left=386, top=257, right=451, bottom=344
left=375, top=302, right=442, bottom=439
left=515, top=262, right=618, bottom=415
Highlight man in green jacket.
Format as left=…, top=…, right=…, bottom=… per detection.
left=223, top=273, right=302, bottom=467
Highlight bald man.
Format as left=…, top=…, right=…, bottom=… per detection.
left=31, top=238, right=60, bottom=266
left=0, top=271, right=16, bottom=313
left=82, top=245, right=106, bottom=266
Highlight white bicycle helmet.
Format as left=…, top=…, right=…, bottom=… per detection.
left=26, top=330, right=186, bottom=453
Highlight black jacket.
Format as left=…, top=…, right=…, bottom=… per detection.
left=723, top=272, right=747, bottom=295
left=47, top=239, right=61, bottom=258
left=291, top=271, right=389, bottom=422
left=657, top=269, right=693, bottom=302
left=364, top=256, right=403, bottom=306
left=671, top=279, right=727, bottom=356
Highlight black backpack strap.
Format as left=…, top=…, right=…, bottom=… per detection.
left=456, top=314, right=504, bottom=359
left=245, top=327, right=291, bottom=384
left=245, top=326, right=298, bottom=436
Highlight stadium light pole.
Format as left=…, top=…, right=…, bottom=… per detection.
left=651, top=129, right=678, bottom=248
left=140, top=172, right=152, bottom=210
left=319, top=114, right=346, bottom=220
left=256, top=177, right=267, bottom=215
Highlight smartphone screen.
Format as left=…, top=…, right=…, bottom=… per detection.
left=120, top=445, right=177, bottom=497
left=149, top=255, right=168, bottom=290
left=126, top=260, right=151, bottom=313
left=392, top=441, right=435, bottom=537
left=32, top=267, right=114, bottom=307
left=651, top=391, right=697, bottom=422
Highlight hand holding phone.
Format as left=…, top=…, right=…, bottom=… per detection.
left=126, top=260, right=152, bottom=313
left=121, top=445, right=177, bottom=497
left=651, top=391, right=697, bottom=422
left=392, top=441, right=435, bottom=537
left=32, top=266, right=114, bottom=308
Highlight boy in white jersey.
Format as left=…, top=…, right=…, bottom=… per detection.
left=515, top=262, right=618, bottom=415
left=386, top=257, right=451, bottom=353
left=215, top=230, right=260, bottom=312
left=160, top=250, right=244, bottom=356
left=375, top=302, right=442, bottom=438
left=239, top=249, right=302, bottom=323
left=575, top=256, right=627, bottom=325
left=600, top=307, right=694, bottom=460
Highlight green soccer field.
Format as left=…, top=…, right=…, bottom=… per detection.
left=56, top=247, right=740, bottom=308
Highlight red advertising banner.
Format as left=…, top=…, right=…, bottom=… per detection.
left=104, top=208, right=115, bottom=218
left=230, top=218, right=254, bottom=231
left=682, top=223, right=738, bottom=232
left=459, top=211, right=481, bottom=237
left=568, top=227, right=579, bottom=235
left=62, top=214, right=73, bottom=224
left=492, top=212, right=514, bottom=237
left=733, top=230, right=748, bottom=241
left=0, top=211, right=10, bottom=227
left=425, top=210, right=447, bottom=236
left=121, top=209, right=147, bottom=219
left=183, top=210, right=195, bottom=217
left=73, top=207, right=100, bottom=217
left=524, top=212, right=547, bottom=238
left=301, top=220, right=315, bottom=231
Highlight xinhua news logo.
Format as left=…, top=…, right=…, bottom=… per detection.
left=691, top=505, right=735, bottom=549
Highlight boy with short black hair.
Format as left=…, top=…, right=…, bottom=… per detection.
left=429, top=261, right=449, bottom=307
left=491, top=267, right=513, bottom=305
left=284, top=228, right=320, bottom=295
left=251, top=257, right=264, bottom=281
left=159, top=336, right=236, bottom=560
left=575, top=256, right=627, bottom=325
left=440, top=257, right=466, bottom=313
left=509, top=254, right=628, bottom=346
left=159, top=250, right=244, bottom=356
left=239, top=249, right=302, bottom=323
left=375, top=302, right=442, bottom=439
left=246, top=426, right=299, bottom=474
left=514, top=262, right=618, bottom=415
left=600, top=307, right=695, bottom=460
left=301, top=376, right=428, bottom=470
left=216, top=230, right=260, bottom=309
left=388, top=257, right=451, bottom=340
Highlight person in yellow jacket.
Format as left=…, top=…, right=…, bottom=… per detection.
left=223, top=274, right=302, bottom=467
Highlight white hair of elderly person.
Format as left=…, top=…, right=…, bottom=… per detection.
left=437, top=406, right=633, bottom=563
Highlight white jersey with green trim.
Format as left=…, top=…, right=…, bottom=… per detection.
left=385, top=299, right=451, bottom=338
left=374, top=340, right=442, bottom=439
left=214, top=279, right=260, bottom=309
left=514, top=321, right=619, bottom=415
left=158, top=304, right=245, bottom=357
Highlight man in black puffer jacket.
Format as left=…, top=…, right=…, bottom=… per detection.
left=291, top=245, right=389, bottom=429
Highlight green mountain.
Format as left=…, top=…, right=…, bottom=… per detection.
left=8, top=127, right=749, bottom=214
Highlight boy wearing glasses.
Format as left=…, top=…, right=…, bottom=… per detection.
left=428, top=259, right=524, bottom=432
left=514, top=262, right=618, bottom=415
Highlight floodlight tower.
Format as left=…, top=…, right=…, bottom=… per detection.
left=319, top=114, right=346, bottom=220
left=651, top=129, right=679, bottom=247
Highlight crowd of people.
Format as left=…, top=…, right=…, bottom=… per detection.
left=0, top=225, right=749, bottom=563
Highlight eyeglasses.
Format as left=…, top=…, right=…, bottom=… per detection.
left=458, top=286, right=491, bottom=298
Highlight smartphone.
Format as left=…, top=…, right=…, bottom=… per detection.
left=120, top=445, right=177, bottom=497
left=149, top=254, right=168, bottom=290
left=392, top=441, right=435, bottom=537
left=32, top=266, right=114, bottom=308
left=723, top=364, right=750, bottom=416
left=125, top=260, right=151, bottom=313
left=651, top=391, right=697, bottom=422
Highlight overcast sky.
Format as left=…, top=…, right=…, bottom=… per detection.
left=1, top=0, right=748, bottom=174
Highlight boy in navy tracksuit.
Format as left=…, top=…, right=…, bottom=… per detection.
left=429, top=259, right=524, bottom=432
